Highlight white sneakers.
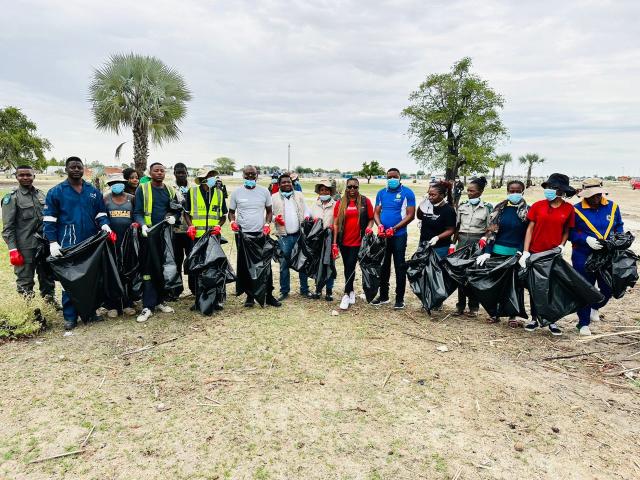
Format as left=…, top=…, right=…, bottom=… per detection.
left=348, top=291, right=356, bottom=305
left=157, top=303, right=175, bottom=314
left=136, top=308, right=152, bottom=323
left=579, top=325, right=592, bottom=336
left=590, top=309, right=600, bottom=323
left=340, top=295, right=350, bottom=310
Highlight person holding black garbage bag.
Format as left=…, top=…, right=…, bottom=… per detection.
left=417, top=181, right=457, bottom=259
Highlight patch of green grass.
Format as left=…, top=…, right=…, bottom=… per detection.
left=253, top=465, right=270, bottom=480
left=431, top=453, right=447, bottom=473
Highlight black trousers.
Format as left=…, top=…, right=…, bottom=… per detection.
left=173, top=233, right=194, bottom=293
left=379, top=234, right=408, bottom=302
left=456, top=233, right=482, bottom=311
left=339, top=244, right=360, bottom=294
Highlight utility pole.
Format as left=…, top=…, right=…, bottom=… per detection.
left=287, top=144, right=291, bottom=172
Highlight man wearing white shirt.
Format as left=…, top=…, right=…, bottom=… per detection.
left=271, top=173, right=311, bottom=301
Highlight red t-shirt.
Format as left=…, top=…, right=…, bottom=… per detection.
left=527, top=200, right=575, bottom=253
left=334, top=197, right=374, bottom=247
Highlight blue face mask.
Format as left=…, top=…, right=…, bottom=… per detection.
left=111, top=183, right=125, bottom=195
left=179, top=186, right=189, bottom=194
left=271, top=179, right=277, bottom=184
left=206, top=177, right=216, bottom=188
left=507, top=193, right=523, bottom=204
left=281, top=191, right=293, bottom=198
left=387, top=178, right=400, bottom=189
left=244, top=179, right=256, bottom=188
left=319, top=194, right=331, bottom=202
left=468, top=197, right=480, bottom=205
left=543, top=188, right=558, bottom=201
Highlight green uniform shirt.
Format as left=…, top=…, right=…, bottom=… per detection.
left=2, top=185, right=46, bottom=251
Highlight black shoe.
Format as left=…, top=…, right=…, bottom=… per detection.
left=266, top=297, right=282, bottom=307
left=453, top=308, right=464, bottom=316
left=64, top=320, right=77, bottom=331
left=524, top=321, right=538, bottom=332
left=244, top=298, right=255, bottom=308
left=277, top=293, right=289, bottom=302
left=548, top=323, right=562, bottom=336
left=213, top=304, right=224, bottom=311
left=394, top=301, right=405, bottom=310
left=308, top=292, right=321, bottom=300
left=190, top=304, right=197, bottom=311
left=371, top=296, right=390, bottom=305
left=84, top=315, right=104, bottom=324
left=325, top=293, right=333, bottom=301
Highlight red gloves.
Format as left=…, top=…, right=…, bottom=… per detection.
left=327, top=224, right=334, bottom=231
left=9, top=249, right=24, bottom=266
left=331, top=243, right=340, bottom=259
left=187, top=225, right=197, bottom=241
left=377, top=225, right=386, bottom=238
left=304, top=216, right=310, bottom=221
left=313, top=217, right=321, bottom=223
left=365, top=227, right=373, bottom=236
left=385, top=227, right=395, bottom=238
left=448, top=244, right=456, bottom=255
left=131, top=222, right=140, bottom=229
left=478, top=237, right=487, bottom=249
left=108, top=231, right=117, bottom=244
left=275, top=215, right=285, bottom=226
left=211, top=225, right=222, bottom=236
left=230, top=221, right=240, bottom=232
left=262, top=224, right=271, bottom=235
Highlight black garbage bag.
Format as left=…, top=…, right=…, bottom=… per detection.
left=47, top=232, right=124, bottom=321
left=34, top=234, right=55, bottom=281
left=313, top=228, right=337, bottom=291
left=464, top=255, right=527, bottom=318
left=120, top=226, right=143, bottom=301
left=406, top=242, right=448, bottom=312
left=141, top=221, right=184, bottom=301
left=585, top=231, right=638, bottom=299
left=441, top=243, right=481, bottom=295
left=186, top=233, right=236, bottom=315
left=358, top=234, right=387, bottom=302
left=235, top=231, right=278, bottom=307
left=522, top=248, right=605, bottom=325
left=290, top=218, right=325, bottom=274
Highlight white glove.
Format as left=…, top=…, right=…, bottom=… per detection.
left=165, top=216, right=176, bottom=225
left=101, top=224, right=112, bottom=234
left=559, top=244, right=567, bottom=254
left=50, top=242, right=62, bottom=257
left=428, top=235, right=440, bottom=246
left=141, top=225, right=150, bottom=237
left=476, top=253, right=491, bottom=266
left=586, top=236, right=603, bottom=250
left=518, top=251, right=530, bottom=269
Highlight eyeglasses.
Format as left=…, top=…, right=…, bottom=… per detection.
left=346, top=185, right=359, bottom=190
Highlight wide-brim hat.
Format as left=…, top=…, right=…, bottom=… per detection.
left=314, top=180, right=336, bottom=195
left=106, top=175, right=126, bottom=186
left=577, top=177, right=607, bottom=198
left=541, top=173, right=576, bottom=196
left=194, top=168, right=219, bottom=185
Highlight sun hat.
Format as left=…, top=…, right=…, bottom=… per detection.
left=540, top=173, right=577, bottom=196
left=106, top=175, right=126, bottom=186
left=577, top=177, right=607, bottom=198
left=194, top=167, right=219, bottom=185
left=314, top=180, right=336, bottom=195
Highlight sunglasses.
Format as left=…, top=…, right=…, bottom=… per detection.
left=346, top=185, right=359, bottom=190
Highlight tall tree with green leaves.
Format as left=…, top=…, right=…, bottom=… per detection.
left=213, top=157, right=236, bottom=175
left=89, top=53, right=192, bottom=177
left=359, top=161, right=385, bottom=183
left=402, top=57, right=508, bottom=180
left=519, top=153, right=545, bottom=187
left=0, top=107, right=51, bottom=171
left=496, top=153, right=512, bottom=188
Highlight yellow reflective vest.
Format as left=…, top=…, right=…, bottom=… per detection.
left=188, top=186, right=223, bottom=237
left=141, top=182, right=176, bottom=226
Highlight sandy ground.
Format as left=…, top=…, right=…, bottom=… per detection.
left=0, top=181, right=639, bottom=480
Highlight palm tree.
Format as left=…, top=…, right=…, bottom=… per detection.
left=519, top=153, right=545, bottom=187
left=89, top=53, right=192, bottom=176
left=496, top=153, right=512, bottom=188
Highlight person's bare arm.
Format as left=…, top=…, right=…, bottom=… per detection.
left=228, top=209, right=236, bottom=223
left=440, top=227, right=456, bottom=241
left=392, top=206, right=415, bottom=232
left=374, top=205, right=382, bottom=226
left=561, top=224, right=569, bottom=246
left=523, top=221, right=535, bottom=252
left=265, top=205, right=273, bottom=224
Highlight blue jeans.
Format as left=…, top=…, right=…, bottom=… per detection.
left=62, top=290, right=77, bottom=323
left=278, top=233, right=309, bottom=295
left=572, top=249, right=611, bottom=327
left=433, top=246, right=449, bottom=258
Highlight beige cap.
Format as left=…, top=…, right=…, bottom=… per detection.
left=577, top=178, right=607, bottom=198
left=314, top=180, right=336, bottom=195
left=106, top=175, right=126, bottom=186
left=194, top=168, right=219, bottom=185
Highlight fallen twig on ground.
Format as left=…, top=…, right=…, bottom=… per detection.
left=28, top=449, right=85, bottom=464
left=579, top=330, right=640, bottom=342
left=381, top=370, right=394, bottom=389
left=402, top=331, right=446, bottom=344
left=540, top=350, right=607, bottom=361
left=80, top=425, right=95, bottom=449
left=603, top=365, right=640, bottom=377
left=120, top=336, right=179, bottom=356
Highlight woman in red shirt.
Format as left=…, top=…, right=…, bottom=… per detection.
left=519, top=173, right=576, bottom=335
left=332, top=178, right=374, bottom=310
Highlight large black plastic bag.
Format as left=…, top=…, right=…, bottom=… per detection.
left=141, top=221, right=184, bottom=300
left=186, top=234, right=236, bottom=315
left=120, top=226, right=142, bottom=301
left=48, top=232, right=124, bottom=321
left=584, top=232, right=638, bottom=299
left=522, top=248, right=605, bottom=325
left=358, top=234, right=386, bottom=302
left=235, top=231, right=278, bottom=307
left=441, top=244, right=481, bottom=295
left=406, top=242, right=448, bottom=312
left=290, top=218, right=325, bottom=273
left=464, top=255, right=527, bottom=318
left=313, top=228, right=337, bottom=291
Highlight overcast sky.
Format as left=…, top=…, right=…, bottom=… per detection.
left=1, top=0, right=638, bottom=177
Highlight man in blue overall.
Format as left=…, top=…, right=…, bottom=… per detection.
left=569, top=178, right=624, bottom=336
left=43, top=157, right=113, bottom=330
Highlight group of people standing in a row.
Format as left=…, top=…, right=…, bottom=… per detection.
left=2, top=159, right=623, bottom=336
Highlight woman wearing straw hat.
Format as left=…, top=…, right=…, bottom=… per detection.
left=569, top=178, right=624, bottom=336
left=310, top=180, right=337, bottom=300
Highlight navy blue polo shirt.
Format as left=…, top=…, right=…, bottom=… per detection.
left=375, top=185, right=416, bottom=236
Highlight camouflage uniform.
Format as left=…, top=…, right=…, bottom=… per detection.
left=2, top=185, right=55, bottom=297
